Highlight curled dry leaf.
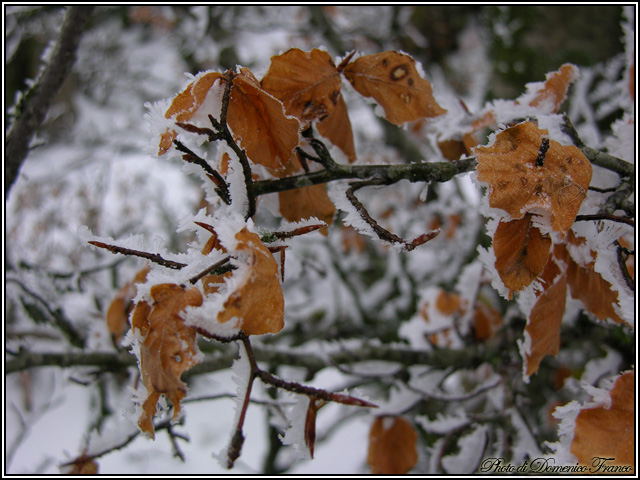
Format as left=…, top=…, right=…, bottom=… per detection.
left=528, top=64, right=579, bottom=113
left=453, top=64, right=579, bottom=153
left=522, top=256, right=567, bottom=378
left=131, top=283, right=203, bottom=439
left=160, top=68, right=301, bottom=175
left=493, top=214, right=552, bottom=296
left=475, top=122, right=592, bottom=235
left=159, top=72, right=222, bottom=155
left=316, top=94, right=357, bottom=163
left=261, top=48, right=342, bottom=126
left=228, top=68, right=301, bottom=175
left=304, top=398, right=320, bottom=459
left=368, top=416, right=418, bottom=474
left=106, top=264, right=150, bottom=344
left=279, top=184, right=336, bottom=236
left=571, top=371, right=634, bottom=472
left=343, top=51, right=446, bottom=125
left=262, top=48, right=356, bottom=163
left=218, top=228, right=284, bottom=335
left=565, top=252, right=627, bottom=326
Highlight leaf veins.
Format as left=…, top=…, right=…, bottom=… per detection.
left=475, top=121, right=592, bottom=235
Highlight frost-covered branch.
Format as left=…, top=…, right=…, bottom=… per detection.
left=253, top=157, right=477, bottom=196
left=5, top=6, right=94, bottom=197
left=561, top=115, right=634, bottom=178
left=88, top=241, right=187, bottom=270
left=6, top=342, right=499, bottom=376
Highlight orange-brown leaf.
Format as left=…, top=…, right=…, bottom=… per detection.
left=571, top=371, right=635, bottom=472
left=473, top=302, right=503, bottom=341
left=343, top=51, right=446, bottom=125
left=304, top=398, right=319, bottom=459
left=227, top=68, right=302, bottom=175
left=217, top=228, right=284, bottom=335
left=475, top=122, right=592, bottom=235
left=261, top=48, right=342, bottom=126
left=279, top=184, right=335, bottom=236
left=316, top=94, right=357, bottom=163
left=159, top=72, right=222, bottom=155
left=434, top=290, right=463, bottom=316
left=106, top=265, right=150, bottom=344
left=67, top=456, right=99, bottom=474
left=523, top=257, right=567, bottom=378
left=493, top=214, right=552, bottom=295
left=566, top=249, right=626, bottom=326
left=131, top=283, right=203, bottom=439
left=528, top=64, right=578, bottom=112
left=159, top=69, right=301, bottom=175
left=368, top=416, right=418, bottom=474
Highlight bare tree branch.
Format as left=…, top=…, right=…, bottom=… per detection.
left=5, top=6, right=94, bottom=198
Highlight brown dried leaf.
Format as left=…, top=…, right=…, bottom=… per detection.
left=67, top=456, right=99, bottom=474
left=159, top=72, right=222, bottom=155
left=218, top=228, right=284, bottom=335
left=528, top=64, right=578, bottom=112
left=434, top=290, right=463, bottom=315
left=304, top=398, right=319, bottom=459
left=228, top=68, right=301, bottom=175
left=131, top=284, right=203, bottom=439
left=106, top=265, right=150, bottom=344
left=343, top=51, right=446, bottom=125
left=523, top=257, right=567, bottom=378
left=493, top=214, right=552, bottom=295
left=316, top=94, right=357, bottom=163
left=159, top=69, right=301, bottom=175
left=279, top=184, right=335, bottom=236
left=571, top=371, right=635, bottom=472
left=473, top=302, right=503, bottom=341
left=475, top=122, right=592, bottom=235
left=419, top=290, right=466, bottom=347
left=261, top=48, right=342, bottom=126
left=565, top=249, right=627, bottom=326
left=368, top=416, right=418, bottom=474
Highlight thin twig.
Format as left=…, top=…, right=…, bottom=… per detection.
left=561, top=115, right=634, bottom=177
left=252, top=157, right=476, bottom=196
left=614, top=240, right=635, bottom=292
left=173, top=139, right=231, bottom=204
left=205, top=70, right=257, bottom=219
left=186, top=257, right=232, bottom=285
left=88, top=241, right=187, bottom=270
left=226, top=335, right=257, bottom=469
left=6, top=277, right=86, bottom=348
left=345, top=180, right=440, bottom=251
left=574, top=214, right=634, bottom=227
